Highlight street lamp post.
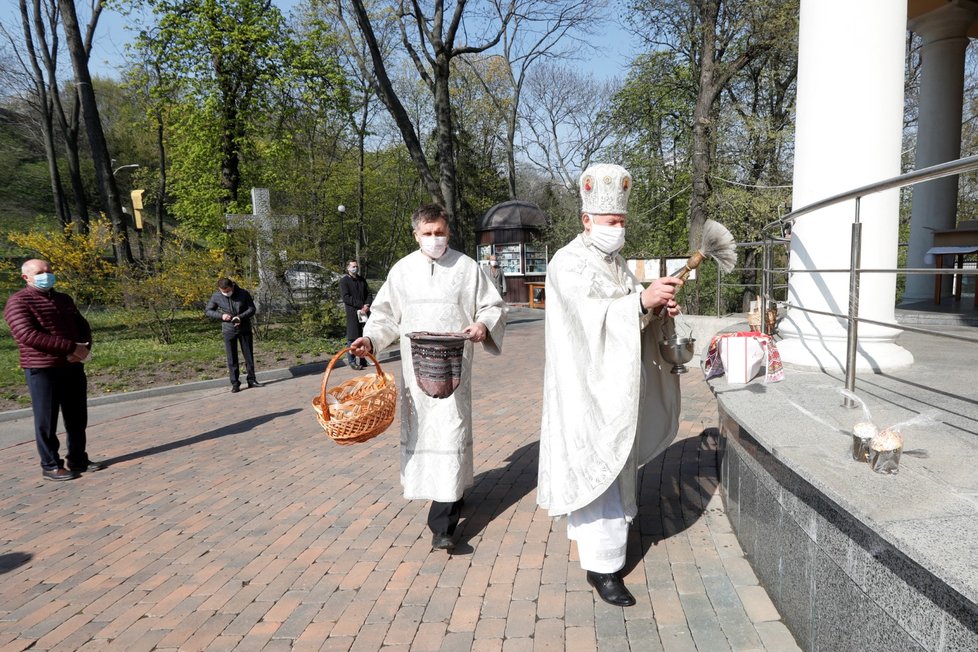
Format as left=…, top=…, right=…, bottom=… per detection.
left=338, top=204, right=347, bottom=263
left=112, top=163, right=140, bottom=177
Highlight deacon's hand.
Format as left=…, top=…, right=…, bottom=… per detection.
left=641, top=277, right=683, bottom=312
left=350, top=337, right=372, bottom=358
left=463, top=322, right=488, bottom=343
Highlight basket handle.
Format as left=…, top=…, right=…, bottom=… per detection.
left=317, top=346, right=387, bottom=423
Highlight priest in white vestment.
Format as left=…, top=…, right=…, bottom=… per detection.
left=351, top=203, right=506, bottom=551
left=538, top=164, right=683, bottom=606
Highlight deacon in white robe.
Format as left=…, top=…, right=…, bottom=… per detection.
left=352, top=203, right=506, bottom=552
left=537, top=163, right=683, bottom=607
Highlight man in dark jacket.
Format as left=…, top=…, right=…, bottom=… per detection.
left=4, top=259, right=101, bottom=481
left=339, top=260, right=372, bottom=369
left=205, top=278, right=262, bottom=393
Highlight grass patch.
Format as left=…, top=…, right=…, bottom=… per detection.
left=0, top=307, right=348, bottom=408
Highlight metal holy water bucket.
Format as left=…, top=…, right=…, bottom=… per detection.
left=406, top=332, right=468, bottom=399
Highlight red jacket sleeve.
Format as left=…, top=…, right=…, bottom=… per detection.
left=3, top=292, right=80, bottom=356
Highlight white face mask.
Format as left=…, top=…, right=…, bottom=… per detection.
left=588, top=222, right=626, bottom=254
left=419, top=236, right=448, bottom=259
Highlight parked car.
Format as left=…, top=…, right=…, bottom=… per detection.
left=284, top=261, right=341, bottom=299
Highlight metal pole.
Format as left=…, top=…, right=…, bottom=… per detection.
left=843, top=198, right=862, bottom=408
left=761, top=239, right=772, bottom=335
left=716, top=266, right=722, bottom=316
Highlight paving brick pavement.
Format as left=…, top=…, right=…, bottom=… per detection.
left=0, top=314, right=800, bottom=651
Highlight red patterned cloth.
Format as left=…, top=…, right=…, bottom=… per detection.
left=703, top=331, right=785, bottom=383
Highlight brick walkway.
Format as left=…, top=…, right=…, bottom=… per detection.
left=0, top=316, right=798, bottom=651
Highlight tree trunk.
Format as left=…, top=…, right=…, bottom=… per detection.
left=356, top=92, right=367, bottom=266
left=155, top=107, right=168, bottom=251
left=505, top=102, right=518, bottom=199
left=40, top=101, right=70, bottom=228
left=18, top=0, right=69, bottom=227
left=218, top=79, right=241, bottom=208
left=347, top=0, right=444, bottom=205
left=57, top=0, right=133, bottom=264
left=688, top=0, right=720, bottom=252
left=433, top=57, right=462, bottom=247
left=57, top=92, right=90, bottom=229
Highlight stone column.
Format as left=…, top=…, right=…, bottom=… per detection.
left=778, top=0, right=913, bottom=372
left=902, top=3, right=978, bottom=303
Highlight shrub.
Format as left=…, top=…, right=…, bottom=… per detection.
left=6, top=217, right=119, bottom=307
left=297, top=298, right=346, bottom=339
left=121, top=239, right=229, bottom=344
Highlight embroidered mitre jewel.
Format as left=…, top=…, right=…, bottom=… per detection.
left=579, top=163, right=632, bottom=215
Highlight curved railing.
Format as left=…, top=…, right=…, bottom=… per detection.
left=741, top=153, right=978, bottom=404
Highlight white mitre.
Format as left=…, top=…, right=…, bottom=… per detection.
left=579, top=163, right=632, bottom=215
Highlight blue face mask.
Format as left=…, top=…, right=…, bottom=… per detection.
left=33, top=272, right=56, bottom=289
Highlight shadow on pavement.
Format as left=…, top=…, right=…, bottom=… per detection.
left=98, top=409, right=303, bottom=467
left=623, top=428, right=719, bottom=576
left=454, top=440, right=539, bottom=554
left=0, top=552, right=32, bottom=574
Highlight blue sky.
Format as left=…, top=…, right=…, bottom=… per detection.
left=1, top=0, right=638, bottom=84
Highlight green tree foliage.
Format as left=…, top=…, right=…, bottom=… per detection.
left=135, top=0, right=291, bottom=240
left=631, top=0, right=798, bottom=247
left=616, top=0, right=798, bottom=314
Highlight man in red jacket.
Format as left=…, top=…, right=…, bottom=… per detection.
left=3, top=259, right=101, bottom=481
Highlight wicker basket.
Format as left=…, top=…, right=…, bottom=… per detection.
left=312, top=347, right=397, bottom=445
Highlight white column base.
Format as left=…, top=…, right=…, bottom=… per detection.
left=777, top=333, right=914, bottom=373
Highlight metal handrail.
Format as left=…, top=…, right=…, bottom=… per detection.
left=756, top=153, right=978, bottom=406
left=763, top=152, right=978, bottom=231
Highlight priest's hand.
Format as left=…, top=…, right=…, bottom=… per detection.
left=462, top=322, right=488, bottom=343
left=350, top=337, right=372, bottom=358
left=641, top=277, right=683, bottom=313
left=662, top=299, right=681, bottom=318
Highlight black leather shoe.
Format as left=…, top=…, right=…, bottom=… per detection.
left=231, top=384, right=241, bottom=393
left=42, top=468, right=77, bottom=481
left=69, top=461, right=105, bottom=474
left=431, top=533, right=455, bottom=551
left=586, top=571, right=636, bottom=607
left=247, top=381, right=264, bottom=388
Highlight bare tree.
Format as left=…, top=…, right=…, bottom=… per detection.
left=2, top=0, right=100, bottom=229
left=36, top=0, right=92, bottom=228
left=521, top=63, right=619, bottom=189
left=319, top=0, right=392, bottom=265
left=462, top=0, right=602, bottom=198
left=58, top=0, right=133, bottom=263
left=334, top=0, right=514, bottom=245
left=3, top=0, right=69, bottom=226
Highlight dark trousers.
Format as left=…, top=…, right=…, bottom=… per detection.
left=223, top=329, right=256, bottom=386
left=25, top=364, right=89, bottom=471
left=427, top=500, right=463, bottom=535
left=346, top=318, right=366, bottom=366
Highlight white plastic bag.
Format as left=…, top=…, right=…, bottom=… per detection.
left=719, top=334, right=765, bottom=384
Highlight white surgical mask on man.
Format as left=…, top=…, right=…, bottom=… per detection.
left=588, top=223, right=626, bottom=254
left=349, top=266, right=358, bottom=275
left=420, top=236, right=448, bottom=259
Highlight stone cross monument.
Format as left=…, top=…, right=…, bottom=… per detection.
left=225, top=188, right=297, bottom=312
